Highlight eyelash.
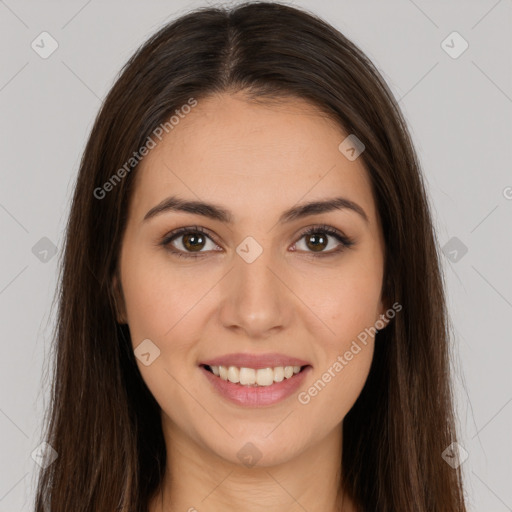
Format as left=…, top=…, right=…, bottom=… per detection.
left=159, top=224, right=355, bottom=259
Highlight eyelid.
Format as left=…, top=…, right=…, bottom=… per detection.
left=295, top=224, right=354, bottom=255
left=159, top=224, right=354, bottom=258
left=159, top=225, right=220, bottom=258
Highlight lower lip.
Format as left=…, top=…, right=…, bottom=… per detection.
left=200, top=365, right=312, bottom=407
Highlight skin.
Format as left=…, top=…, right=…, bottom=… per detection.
left=114, top=92, right=388, bottom=512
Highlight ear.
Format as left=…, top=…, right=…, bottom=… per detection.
left=111, top=269, right=128, bottom=324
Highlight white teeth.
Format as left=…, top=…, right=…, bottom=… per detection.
left=256, top=368, right=274, bottom=386
left=219, top=366, right=228, bottom=380
left=209, top=364, right=303, bottom=386
left=239, top=367, right=255, bottom=385
left=227, top=366, right=240, bottom=383
left=273, top=366, right=284, bottom=382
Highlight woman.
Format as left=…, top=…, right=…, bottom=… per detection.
left=34, top=2, right=467, bottom=511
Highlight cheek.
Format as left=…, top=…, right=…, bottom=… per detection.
left=120, top=249, right=196, bottom=345
left=298, top=281, right=377, bottom=419
left=313, top=341, right=375, bottom=422
left=299, top=254, right=384, bottom=343
left=295, top=252, right=382, bottom=406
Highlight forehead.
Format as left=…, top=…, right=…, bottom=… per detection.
left=129, top=93, right=377, bottom=224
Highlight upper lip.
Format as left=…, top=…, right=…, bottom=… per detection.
left=200, top=352, right=311, bottom=369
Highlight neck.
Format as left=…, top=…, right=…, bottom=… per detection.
left=149, top=414, right=353, bottom=512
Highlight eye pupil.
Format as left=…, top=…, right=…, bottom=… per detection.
left=183, top=233, right=205, bottom=251
left=306, top=233, right=327, bottom=252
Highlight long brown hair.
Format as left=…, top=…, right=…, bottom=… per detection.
left=34, top=2, right=466, bottom=510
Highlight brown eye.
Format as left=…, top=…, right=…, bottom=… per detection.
left=181, top=232, right=207, bottom=252
left=160, top=225, right=354, bottom=260
left=304, top=232, right=329, bottom=252
left=295, top=226, right=354, bottom=256
left=161, top=226, right=219, bottom=258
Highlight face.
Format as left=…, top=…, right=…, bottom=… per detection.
left=115, top=92, right=387, bottom=467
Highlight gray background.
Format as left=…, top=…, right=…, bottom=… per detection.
left=0, top=0, right=511, bottom=510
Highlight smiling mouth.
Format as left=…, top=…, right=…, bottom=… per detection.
left=202, top=364, right=310, bottom=387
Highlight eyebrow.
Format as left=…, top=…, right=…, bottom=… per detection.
left=143, top=195, right=369, bottom=225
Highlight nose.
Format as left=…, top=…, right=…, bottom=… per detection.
left=218, top=244, right=291, bottom=339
